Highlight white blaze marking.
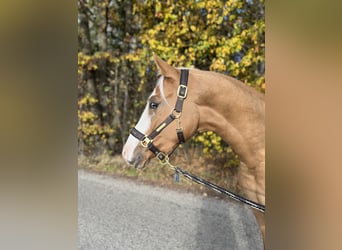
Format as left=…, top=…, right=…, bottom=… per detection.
left=122, top=76, right=166, bottom=163
left=122, top=105, right=150, bottom=162
left=158, top=76, right=172, bottom=110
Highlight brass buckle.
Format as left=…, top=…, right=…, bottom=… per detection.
left=177, top=85, right=188, bottom=99
left=157, top=152, right=169, bottom=165
left=141, top=137, right=152, bottom=148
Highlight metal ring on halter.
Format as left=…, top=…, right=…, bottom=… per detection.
left=141, top=137, right=152, bottom=148
left=171, top=109, right=182, bottom=119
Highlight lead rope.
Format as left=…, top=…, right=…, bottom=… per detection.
left=158, top=156, right=266, bottom=213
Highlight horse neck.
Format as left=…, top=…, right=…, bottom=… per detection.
left=191, top=70, right=265, bottom=167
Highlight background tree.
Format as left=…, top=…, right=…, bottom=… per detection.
left=78, top=0, right=264, bottom=168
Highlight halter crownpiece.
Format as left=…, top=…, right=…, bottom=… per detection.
left=130, top=69, right=189, bottom=163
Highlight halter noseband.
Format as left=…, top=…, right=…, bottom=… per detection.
left=130, top=69, right=189, bottom=163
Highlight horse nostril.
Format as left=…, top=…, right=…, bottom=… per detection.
left=126, top=157, right=139, bottom=168
left=128, top=153, right=143, bottom=168
left=122, top=144, right=144, bottom=168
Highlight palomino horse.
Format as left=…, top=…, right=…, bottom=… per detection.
left=122, top=54, right=265, bottom=246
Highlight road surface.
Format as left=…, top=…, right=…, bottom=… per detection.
left=78, top=170, right=263, bottom=249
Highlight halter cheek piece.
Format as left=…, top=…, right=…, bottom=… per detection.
left=130, top=69, right=189, bottom=163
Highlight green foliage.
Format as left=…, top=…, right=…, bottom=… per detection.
left=78, top=0, right=264, bottom=165
left=193, top=131, right=240, bottom=168
left=78, top=94, right=115, bottom=154
left=78, top=51, right=155, bottom=155
left=133, top=0, right=265, bottom=91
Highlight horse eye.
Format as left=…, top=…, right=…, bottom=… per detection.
left=149, top=102, right=159, bottom=110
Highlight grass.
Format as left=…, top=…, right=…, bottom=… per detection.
left=78, top=150, right=240, bottom=198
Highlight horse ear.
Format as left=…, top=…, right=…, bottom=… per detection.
left=153, top=54, right=179, bottom=80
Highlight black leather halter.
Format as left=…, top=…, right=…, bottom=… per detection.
left=130, top=69, right=189, bottom=163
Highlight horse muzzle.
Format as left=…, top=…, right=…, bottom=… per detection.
left=122, top=145, right=151, bottom=169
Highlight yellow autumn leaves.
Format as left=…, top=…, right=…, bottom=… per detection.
left=78, top=0, right=264, bottom=160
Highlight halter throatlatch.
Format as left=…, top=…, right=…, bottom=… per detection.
left=130, top=69, right=189, bottom=163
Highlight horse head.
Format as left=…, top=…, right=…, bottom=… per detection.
left=122, top=55, right=199, bottom=169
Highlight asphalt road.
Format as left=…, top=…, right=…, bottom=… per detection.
left=78, top=170, right=263, bottom=250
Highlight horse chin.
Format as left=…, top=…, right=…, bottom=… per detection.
left=135, top=158, right=150, bottom=170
